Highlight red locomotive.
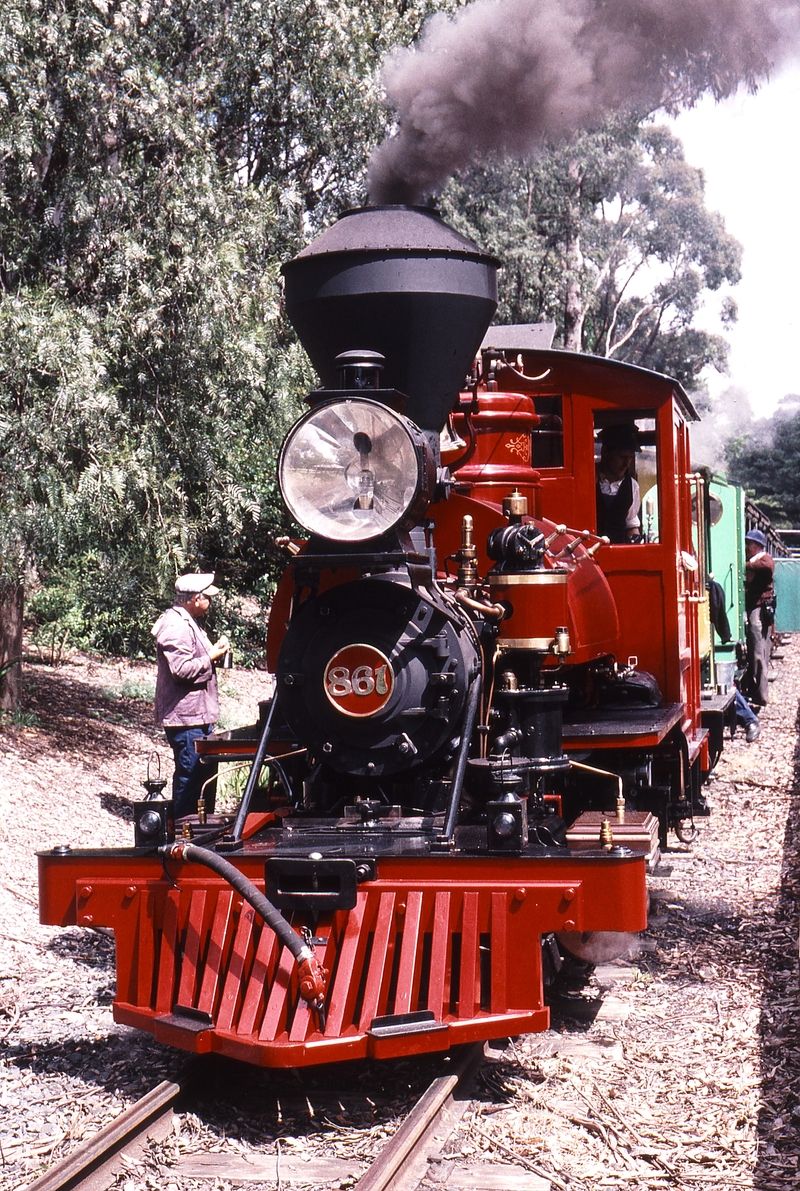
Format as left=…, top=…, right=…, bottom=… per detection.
left=38, top=204, right=718, bottom=1069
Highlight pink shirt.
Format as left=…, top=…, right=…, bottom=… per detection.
left=152, top=605, right=220, bottom=728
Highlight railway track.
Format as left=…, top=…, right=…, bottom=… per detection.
left=25, top=1043, right=537, bottom=1191
left=23, top=1073, right=187, bottom=1191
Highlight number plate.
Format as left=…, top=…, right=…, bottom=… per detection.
left=323, top=643, right=395, bottom=717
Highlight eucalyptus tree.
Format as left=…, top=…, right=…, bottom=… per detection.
left=726, top=402, right=800, bottom=528
left=0, top=0, right=447, bottom=702
left=440, top=117, right=742, bottom=386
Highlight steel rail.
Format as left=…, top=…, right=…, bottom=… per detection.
left=24, top=1070, right=191, bottom=1191
left=26, top=1045, right=481, bottom=1191
left=352, top=1043, right=483, bottom=1191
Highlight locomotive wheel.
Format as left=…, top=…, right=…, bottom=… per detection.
left=555, top=930, right=638, bottom=964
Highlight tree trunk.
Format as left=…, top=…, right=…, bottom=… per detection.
left=0, top=581, right=24, bottom=711
left=562, top=160, right=585, bottom=353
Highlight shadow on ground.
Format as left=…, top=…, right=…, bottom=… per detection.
left=752, top=698, right=800, bottom=1189
left=14, top=662, right=160, bottom=760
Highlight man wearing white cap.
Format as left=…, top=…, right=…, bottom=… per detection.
left=151, top=574, right=230, bottom=817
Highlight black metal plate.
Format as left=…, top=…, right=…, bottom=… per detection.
left=368, top=1010, right=448, bottom=1037
left=265, top=857, right=358, bottom=912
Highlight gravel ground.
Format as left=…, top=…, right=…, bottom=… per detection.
left=1, top=641, right=799, bottom=1190
left=438, top=636, right=800, bottom=1190
left=0, top=652, right=272, bottom=1189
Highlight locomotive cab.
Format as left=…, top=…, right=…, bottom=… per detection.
left=449, top=344, right=724, bottom=846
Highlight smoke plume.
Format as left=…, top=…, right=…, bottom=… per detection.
left=367, top=0, right=799, bottom=205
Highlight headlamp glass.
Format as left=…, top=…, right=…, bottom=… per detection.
left=278, top=399, right=426, bottom=542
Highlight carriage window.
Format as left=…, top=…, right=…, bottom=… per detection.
left=594, top=413, right=659, bottom=544
left=531, top=396, right=564, bottom=468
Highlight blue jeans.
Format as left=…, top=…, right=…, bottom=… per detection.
left=734, top=689, right=758, bottom=728
left=164, top=724, right=218, bottom=818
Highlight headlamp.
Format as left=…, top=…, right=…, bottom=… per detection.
left=278, top=399, right=434, bottom=543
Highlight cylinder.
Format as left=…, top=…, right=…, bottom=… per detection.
left=488, top=569, right=569, bottom=651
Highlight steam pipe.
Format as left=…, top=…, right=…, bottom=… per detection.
left=159, top=841, right=328, bottom=1025
left=454, top=589, right=507, bottom=622
left=441, top=675, right=482, bottom=844
left=569, top=759, right=624, bottom=814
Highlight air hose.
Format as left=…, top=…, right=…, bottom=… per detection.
left=159, top=841, right=328, bottom=1027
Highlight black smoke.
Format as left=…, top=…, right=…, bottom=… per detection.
left=367, top=0, right=799, bottom=204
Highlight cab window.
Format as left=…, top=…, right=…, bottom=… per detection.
left=531, top=395, right=564, bottom=468
left=593, top=412, right=659, bottom=543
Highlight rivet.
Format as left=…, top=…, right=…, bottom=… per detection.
left=79, top=886, right=93, bottom=899
left=81, top=915, right=93, bottom=925
left=396, top=903, right=407, bottom=917
left=563, top=887, right=576, bottom=902
left=513, top=888, right=527, bottom=903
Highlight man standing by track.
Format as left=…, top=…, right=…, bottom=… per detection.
left=152, top=573, right=230, bottom=817
left=743, top=529, right=775, bottom=709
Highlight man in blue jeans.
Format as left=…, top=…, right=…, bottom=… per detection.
left=152, top=574, right=230, bottom=817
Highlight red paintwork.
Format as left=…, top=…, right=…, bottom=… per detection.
left=38, top=848, right=646, bottom=1067
left=431, top=493, right=620, bottom=664
left=449, top=389, right=543, bottom=506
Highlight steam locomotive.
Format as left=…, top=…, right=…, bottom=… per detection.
left=38, top=205, right=725, bottom=1068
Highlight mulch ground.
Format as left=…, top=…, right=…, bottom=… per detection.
left=1, top=642, right=799, bottom=1190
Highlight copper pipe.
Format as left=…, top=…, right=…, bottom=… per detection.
left=454, top=589, right=507, bottom=622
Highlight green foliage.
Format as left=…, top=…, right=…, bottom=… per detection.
left=440, top=116, right=741, bottom=385
left=726, top=404, right=800, bottom=528
left=98, top=679, right=157, bottom=701
left=0, top=0, right=447, bottom=659
left=0, top=706, right=40, bottom=728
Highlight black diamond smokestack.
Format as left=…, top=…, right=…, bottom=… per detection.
left=367, top=0, right=798, bottom=205
left=281, top=205, right=499, bottom=434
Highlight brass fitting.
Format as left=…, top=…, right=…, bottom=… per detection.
left=457, top=515, right=479, bottom=589
left=502, top=489, right=528, bottom=519
left=600, top=818, right=614, bottom=849
left=544, top=524, right=567, bottom=547
left=562, top=530, right=592, bottom=556
left=454, top=589, right=507, bottom=622
left=553, top=626, right=571, bottom=656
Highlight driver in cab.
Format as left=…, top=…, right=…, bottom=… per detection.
left=595, top=423, right=642, bottom=543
